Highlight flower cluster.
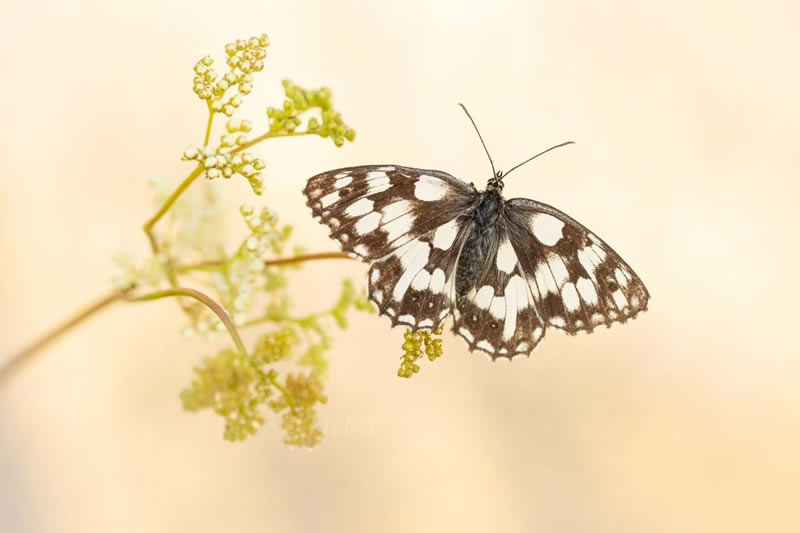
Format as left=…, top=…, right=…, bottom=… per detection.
left=182, top=145, right=267, bottom=195
left=192, top=34, right=269, bottom=108
left=112, top=250, right=167, bottom=289
left=398, top=329, right=444, bottom=378
left=180, top=279, right=372, bottom=444
left=116, top=34, right=371, bottom=446
left=268, top=80, right=356, bottom=146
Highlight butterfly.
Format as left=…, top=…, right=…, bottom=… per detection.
left=303, top=105, right=649, bottom=360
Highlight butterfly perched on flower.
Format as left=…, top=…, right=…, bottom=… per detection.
left=303, top=105, right=649, bottom=360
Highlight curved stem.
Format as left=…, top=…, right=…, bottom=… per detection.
left=128, top=287, right=248, bottom=357
left=142, top=165, right=205, bottom=253
left=0, top=287, right=135, bottom=386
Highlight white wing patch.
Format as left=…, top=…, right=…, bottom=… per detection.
left=392, top=240, right=431, bottom=301
left=320, top=191, right=339, bottom=208
left=433, top=219, right=460, bottom=250
left=530, top=213, right=565, bottom=246
left=414, top=175, right=448, bottom=201
left=430, top=268, right=446, bottom=292
left=345, top=198, right=374, bottom=217
left=354, top=211, right=382, bottom=235
left=474, top=285, right=494, bottom=309
left=575, top=276, right=598, bottom=305
left=495, top=238, right=517, bottom=274
left=561, top=282, right=581, bottom=312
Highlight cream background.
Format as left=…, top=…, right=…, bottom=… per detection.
left=2, top=1, right=799, bottom=532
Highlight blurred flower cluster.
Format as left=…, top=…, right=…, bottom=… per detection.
left=115, top=34, right=373, bottom=446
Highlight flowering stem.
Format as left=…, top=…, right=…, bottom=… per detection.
left=128, top=287, right=248, bottom=357
left=142, top=165, right=205, bottom=253
left=0, top=287, right=135, bottom=386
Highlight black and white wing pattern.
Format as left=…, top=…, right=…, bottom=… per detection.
left=304, top=164, right=650, bottom=361
left=450, top=201, right=649, bottom=359
left=452, top=224, right=548, bottom=358
left=304, top=165, right=476, bottom=331
left=504, top=198, right=649, bottom=336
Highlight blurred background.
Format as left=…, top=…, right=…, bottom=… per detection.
left=2, top=1, right=799, bottom=531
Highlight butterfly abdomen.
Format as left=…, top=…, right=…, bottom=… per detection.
left=455, top=191, right=504, bottom=297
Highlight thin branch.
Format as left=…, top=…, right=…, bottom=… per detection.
left=264, top=251, right=351, bottom=267
left=0, top=287, right=135, bottom=386
left=229, top=130, right=313, bottom=155
left=174, top=251, right=352, bottom=274
left=142, top=165, right=205, bottom=253
left=128, top=287, right=248, bottom=357
left=203, top=105, right=215, bottom=147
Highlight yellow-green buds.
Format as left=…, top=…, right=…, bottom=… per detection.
left=398, top=329, right=444, bottom=378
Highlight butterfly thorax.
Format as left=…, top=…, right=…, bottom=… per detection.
left=455, top=188, right=505, bottom=297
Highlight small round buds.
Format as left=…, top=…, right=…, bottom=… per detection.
left=195, top=34, right=270, bottom=104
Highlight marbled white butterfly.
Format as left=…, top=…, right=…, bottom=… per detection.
left=303, top=105, right=649, bottom=359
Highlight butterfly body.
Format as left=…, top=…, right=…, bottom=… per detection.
left=304, top=164, right=649, bottom=360
left=455, top=184, right=505, bottom=297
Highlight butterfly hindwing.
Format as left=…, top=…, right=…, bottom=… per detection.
left=367, top=214, right=473, bottom=330
left=505, top=198, right=649, bottom=334
left=452, top=225, right=547, bottom=359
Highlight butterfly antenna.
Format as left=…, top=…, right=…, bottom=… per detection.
left=502, top=141, right=575, bottom=180
left=458, top=103, right=498, bottom=179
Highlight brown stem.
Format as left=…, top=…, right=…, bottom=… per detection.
left=174, top=251, right=352, bottom=274
left=0, top=287, right=135, bottom=386
left=263, top=251, right=351, bottom=267
left=128, top=287, right=248, bottom=357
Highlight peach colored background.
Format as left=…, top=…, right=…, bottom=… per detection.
left=2, top=1, right=799, bottom=532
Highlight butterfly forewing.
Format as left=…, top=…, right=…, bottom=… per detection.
left=304, top=166, right=474, bottom=261
left=506, top=198, right=649, bottom=334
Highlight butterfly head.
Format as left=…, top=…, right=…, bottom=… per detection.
left=486, top=170, right=506, bottom=193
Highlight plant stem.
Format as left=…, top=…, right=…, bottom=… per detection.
left=268, top=373, right=294, bottom=407
left=174, top=251, right=351, bottom=274
left=229, top=130, right=313, bottom=155
left=128, top=287, right=248, bottom=357
left=203, top=106, right=214, bottom=147
left=0, top=287, right=135, bottom=386
left=264, top=251, right=351, bottom=267
left=142, top=165, right=205, bottom=253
